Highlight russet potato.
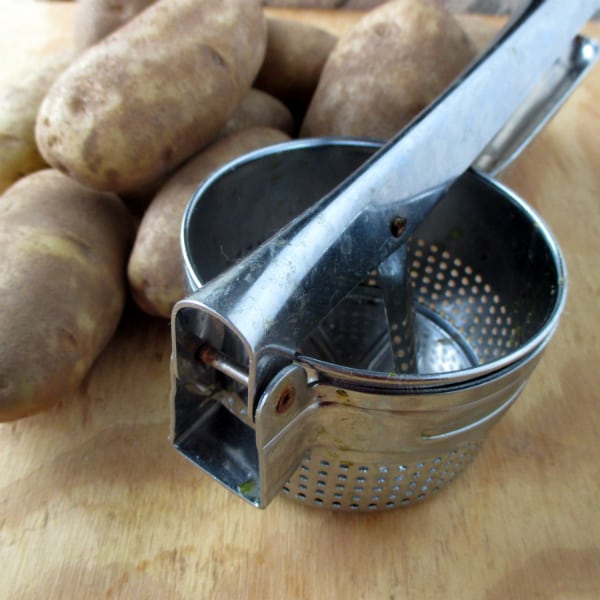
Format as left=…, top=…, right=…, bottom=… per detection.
left=0, top=170, right=134, bottom=421
left=255, top=18, right=338, bottom=123
left=36, top=0, right=267, bottom=193
left=301, top=0, right=477, bottom=139
left=219, top=89, right=295, bottom=138
left=0, top=49, right=73, bottom=194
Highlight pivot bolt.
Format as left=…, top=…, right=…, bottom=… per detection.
left=391, top=216, right=407, bottom=238
left=276, top=386, right=296, bottom=413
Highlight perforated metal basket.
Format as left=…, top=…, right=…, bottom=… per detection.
left=171, top=139, right=566, bottom=511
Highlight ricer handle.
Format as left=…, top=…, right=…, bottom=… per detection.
left=474, top=34, right=599, bottom=176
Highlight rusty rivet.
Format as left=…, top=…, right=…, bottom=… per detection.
left=390, top=216, right=407, bottom=238
left=276, top=386, right=296, bottom=413
left=197, top=343, right=218, bottom=365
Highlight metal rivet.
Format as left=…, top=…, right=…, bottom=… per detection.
left=197, top=344, right=218, bottom=364
left=391, top=216, right=407, bottom=238
left=276, top=385, right=296, bottom=413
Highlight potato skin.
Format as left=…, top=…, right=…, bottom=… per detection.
left=0, top=170, right=134, bottom=421
left=119, top=89, right=293, bottom=212
left=300, top=0, right=476, bottom=139
left=219, top=89, right=294, bottom=138
left=255, top=18, right=337, bottom=122
left=128, top=127, right=290, bottom=318
left=36, top=0, right=267, bottom=193
left=0, top=49, right=73, bottom=194
left=74, top=0, right=157, bottom=51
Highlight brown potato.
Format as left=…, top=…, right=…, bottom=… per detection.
left=36, top=0, right=267, bottom=193
left=219, top=89, right=295, bottom=138
left=128, top=127, right=290, bottom=318
left=74, top=0, right=157, bottom=51
left=300, top=0, right=476, bottom=139
left=0, top=49, right=73, bottom=194
left=120, top=90, right=293, bottom=213
left=255, top=18, right=337, bottom=122
left=0, top=170, right=134, bottom=421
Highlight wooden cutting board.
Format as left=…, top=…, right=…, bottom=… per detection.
left=1, top=4, right=599, bottom=599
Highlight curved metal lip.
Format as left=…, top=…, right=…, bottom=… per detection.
left=296, top=319, right=560, bottom=392
left=180, top=137, right=568, bottom=391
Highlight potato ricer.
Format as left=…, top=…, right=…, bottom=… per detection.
left=170, top=0, right=599, bottom=510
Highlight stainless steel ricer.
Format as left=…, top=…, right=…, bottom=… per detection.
left=169, top=0, right=599, bottom=510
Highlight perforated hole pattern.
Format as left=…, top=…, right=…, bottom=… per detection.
left=283, top=441, right=482, bottom=511
left=409, top=239, right=518, bottom=362
left=300, top=238, right=522, bottom=376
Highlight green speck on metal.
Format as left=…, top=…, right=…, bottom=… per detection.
left=237, top=479, right=256, bottom=497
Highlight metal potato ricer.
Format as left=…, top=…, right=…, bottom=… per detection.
left=169, top=0, right=599, bottom=510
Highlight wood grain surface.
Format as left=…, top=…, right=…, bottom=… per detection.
left=1, top=3, right=599, bottom=599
